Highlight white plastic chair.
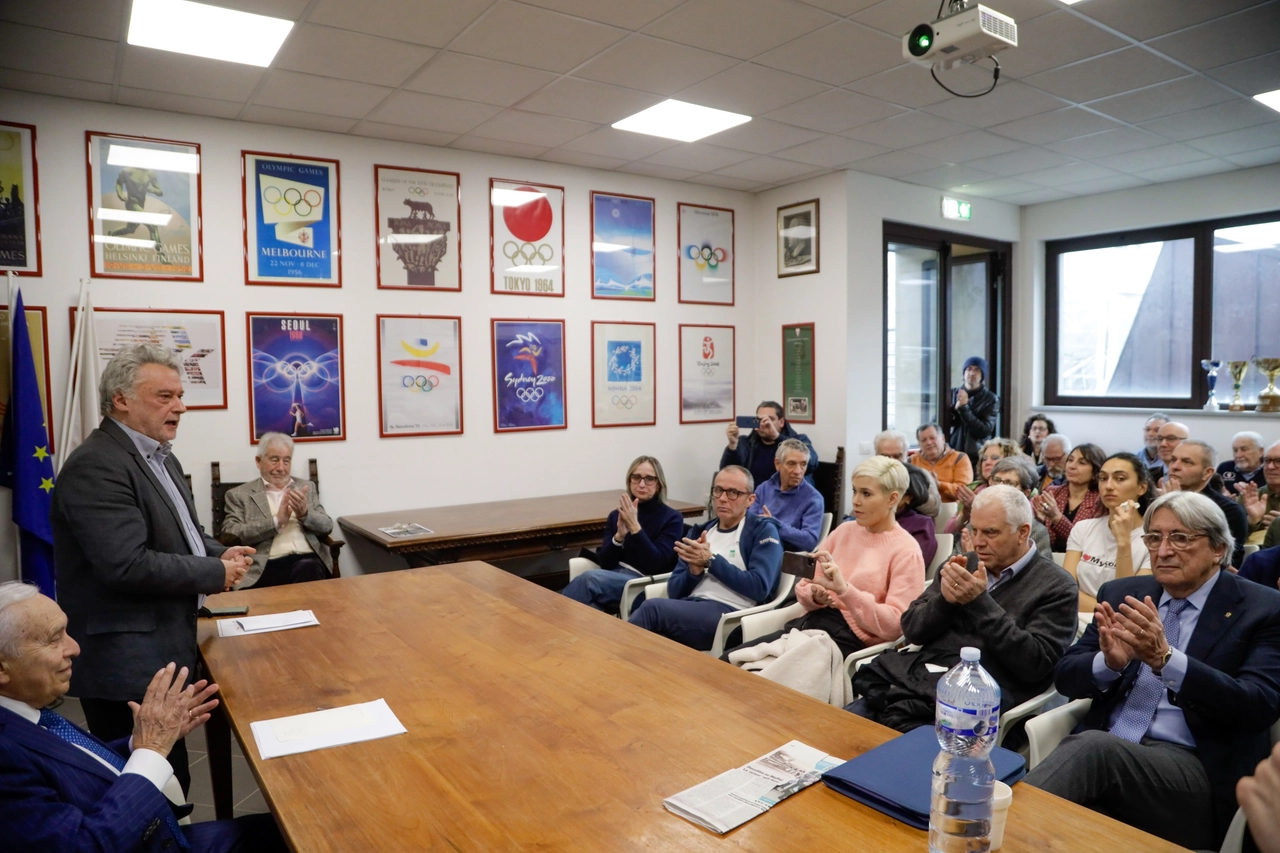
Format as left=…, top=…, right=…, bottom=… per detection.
left=619, top=572, right=670, bottom=620
left=995, top=686, right=1063, bottom=748
left=817, top=512, right=833, bottom=544
left=1244, top=543, right=1260, bottom=559
left=1052, top=552, right=1067, bottom=567
left=640, top=573, right=798, bottom=658
left=736, top=600, right=902, bottom=678
left=927, top=534, right=953, bottom=581
left=936, top=501, right=960, bottom=529
left=568, top=556, right=595, bottom=582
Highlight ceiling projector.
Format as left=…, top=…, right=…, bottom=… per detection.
left=903, top=3, right=1017, bottom=71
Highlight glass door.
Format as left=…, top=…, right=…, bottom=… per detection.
left=885, top=242, right=941, bottom=432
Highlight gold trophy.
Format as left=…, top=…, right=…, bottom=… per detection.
left=1228, top=361, right=1250, bottom=412
left=1255, top=357, right=1280, bottom=413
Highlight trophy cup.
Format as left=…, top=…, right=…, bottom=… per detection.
left=1228, top=361, right=1250, bottom=412
left=1255, top=357, right=1280, bottom=413
left=1201, top=359, right=1223, bottom=411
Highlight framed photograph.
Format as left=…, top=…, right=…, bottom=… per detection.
left=591, top=191, right=654, bottom=300
left=375, top=165, right=460, bottom=290
left=0, top=304, right=53, bottom=450
left=246, top=313, right=345, bottom=443
left=777, top=198, right=820, bottom=277
left=782, top=323, right=815, bottom=423
left=0, top=121, right=41, bottom=275
left=678, top=202, right=734, bottom=305
left=86, top=131, right=201, bottom=281
left=679, top=324, right=734, bottom=424
left=491, top=318, right=566, bottom=432
left=490, top=178, right=564, bottom=297
left=591, top=321, right=655, bottom=428
left=376, top=314, right=463, bottom=437
left=242, top=151, right=340, bottom=287
left=70, top=307, right=226, bottom=409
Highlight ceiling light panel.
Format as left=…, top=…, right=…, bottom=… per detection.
left=612, top=99, right=750, bottom=143
left=128, top=0, right=294, bottom=68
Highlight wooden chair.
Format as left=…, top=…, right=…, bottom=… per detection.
left=812, top=446, right=846, bottom=521
left=210, top=458, right=344, bottom=577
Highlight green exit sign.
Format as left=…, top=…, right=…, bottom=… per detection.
left=942, top=197, right=972, bottom=221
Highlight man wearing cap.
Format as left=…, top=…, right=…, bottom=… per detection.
left=950, top=356, right=999, bottom=467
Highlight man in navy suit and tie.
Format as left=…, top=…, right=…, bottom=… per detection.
left=0, top=582, right=285, bottom=852
left=1025, top=490, right=1280, bottom=851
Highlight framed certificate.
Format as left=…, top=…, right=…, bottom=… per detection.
left=591, top=321, right=655, bottom=428
left=375, top=165, right=461, bottom=290
left=678, top=202, right=734, bottom=305
left=243, top=151, right=341, bottom=287
left=782, top=323, right=815, bottom=423
left=0, top=303, right=53, bottom=450
left=376, top=314, right=463, bottom=437
left=491, top=318, right=566, bottom=432
left=246, top=313, right=345, bottom=442
left=679, top=324, right=734, bottom=424
left=591, top=191, right=654, bottom=300
left=777, top=198, right=819, bottom=277
left=490, top=178, right=564, bottom=296
left=86, top=131, right=202, bottom=281
left=0, top=121, right=41, bottom=275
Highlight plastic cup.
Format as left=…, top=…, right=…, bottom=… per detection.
left=990, top=781, right=1013, bottom=850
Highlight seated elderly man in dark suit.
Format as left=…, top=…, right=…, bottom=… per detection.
left=1024, top=491, right=1280, bottom=851
left=0, top=582, right=285, bottom=852
left=847, top=485, right=1079, bottom=732
left=222, top=433, right=334, bottom=589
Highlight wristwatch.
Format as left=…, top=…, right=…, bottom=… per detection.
left=1152, top=645, right=1174, bottom=676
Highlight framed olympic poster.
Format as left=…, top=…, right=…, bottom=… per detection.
left=0, top=121, right=41, bottom=275
left=490, top=318, right=566, bottom=433
left=86, top=131, right=202, bottom=281
left=490, top=178, right=564, bottom=297
left=0, top=304, right=54, bottom=450
left=376, top=314, right=463, bottom=437
left=375, top=165, right=461, bottom=290
left=679, top=324, right=734, bottom=424
left=591, top=321, right=655, bottom=428
left=246, top=313, right=345, bottom=443
left=591, top=191, right=654, bottom=300
left=70, top=307, right=226, bottom=409
left=782, top=322, right=815, bottom=423
left=242, top=151, right=340, bottom=287
left=678, top=202, right=734, bottom=305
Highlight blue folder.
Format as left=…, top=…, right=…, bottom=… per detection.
left=821, top=725, right=1027, bottom=830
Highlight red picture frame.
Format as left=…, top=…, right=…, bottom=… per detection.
left=489, top=178, right=565, bottom=298
left=678, top=323, right=735, bottom=425
left=490, top=317, right=568, bottom=433
left=68, top=307, right=228, bottom=410
left=590, top=190, right=656, bottom=302
left=85, top=130, right=203, bottom=281
left=375, top=313, right=464, bottom=438
left=245, top=312, right=346, bottom=444
left=242, top=150, right=342, bottom=288
left=677, top=202, right=735, bottom=306
left=0, top=120, right=42, bottom=276
left=1, top=303, right=54, bottom=451
left=590, top=320, right=656, bottom=429
left=374, top=165, right=462, bottom=291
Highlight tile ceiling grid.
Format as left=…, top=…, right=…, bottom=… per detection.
left=0, top=0, right=1279, bottom=196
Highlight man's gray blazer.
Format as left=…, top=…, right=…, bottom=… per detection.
left=52, top=418, right=227, bottom=702
left=221, top=477, right=333, bottom=588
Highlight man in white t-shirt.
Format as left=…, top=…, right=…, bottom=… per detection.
left=629, top=466, right=783, bottom=651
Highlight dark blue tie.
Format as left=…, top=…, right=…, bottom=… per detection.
left=39, top=709, right=190, bottom=849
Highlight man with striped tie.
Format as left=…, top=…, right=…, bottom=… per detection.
left=1025, top=491, right=1280, bottom=852
left=0, top=582, right=285, bottom=852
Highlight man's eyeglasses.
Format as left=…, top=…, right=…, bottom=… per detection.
left=1140, top=531, right=1208, bottom=550
left=711, top=486, right=749, bottom=500
left=629, top=474, right=659, bottom=485
left=1263, top=457, right=1280, bottom=467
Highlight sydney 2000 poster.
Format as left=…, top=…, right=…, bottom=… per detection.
left=247, top=314, right=344, bottom=443
left=243, top=151, right=340, bottom=286
left=491, top=319, right=566, bottom=433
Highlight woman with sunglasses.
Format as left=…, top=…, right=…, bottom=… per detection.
left=1063, top=452, right=1155, bottom=611
left=561, top=456, right=685, bottom=613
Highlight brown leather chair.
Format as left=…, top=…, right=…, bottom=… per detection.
left=209, top=458, right=343, bottom=577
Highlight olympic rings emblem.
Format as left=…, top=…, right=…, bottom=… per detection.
left=611, top=395, right=637, bottom=409
left=701, top=367, right=716, bottom=376
left=684, top=243, right=728, bottom=271
left=401, top=375, right=440, bottom=392
left=503, top=241, right=554, bottom=264
left=262, top=184, right=322, bottom=218
left=516, top=387, right=545, bottom=402
left=407, top=186, right=428, bottom=196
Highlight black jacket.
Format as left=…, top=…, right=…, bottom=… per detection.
left=949, top=385, right=999, bottom=465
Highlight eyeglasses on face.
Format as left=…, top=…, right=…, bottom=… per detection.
left=1140, top=531, right=1208, bottom=550
left=629, top=474, right=659, bottom=485
left=1264, top=457, right=1280, bottom=467
left=711, top=486, right=749, bottom=500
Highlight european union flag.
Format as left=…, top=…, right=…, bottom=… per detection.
left=0, top=292, right=56, bottom=597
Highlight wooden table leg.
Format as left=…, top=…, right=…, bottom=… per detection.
left=206, top=702, right=234, bottom=819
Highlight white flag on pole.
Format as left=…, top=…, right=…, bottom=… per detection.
left=57, top=281, right=100, bottom=471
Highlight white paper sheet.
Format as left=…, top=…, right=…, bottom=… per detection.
left=216, top=610, right=319, bottom=637
left=251, top=699, right=407, bottom=759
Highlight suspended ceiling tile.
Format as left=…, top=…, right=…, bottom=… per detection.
left=618, top=161, right=699, bottom=180
left=1208, top=50, right=1280, bottom=98
left=898, top=163, right=999, bottom=190
left=1018, top=161, right=1123, bottom=187
left=1146, top=5, right=1280, bottom=71
left=712, top=155, right=822, bottom=182
left=676, top=63, right=828, bottom=116
left=642, top=142, right=756, bottom=172
left=1072, top=0, right=1261, bottom=41
left=754, top=22, right=905, bottom=86
left=1044, top=127, right=1167, bottom=160
left=0, top=0, right=125, bottom=40
left=844, top=149, right=947, bottom=178
left=1225, top=145, right=1280, bottom=167
left=120, top=45, right=266, bottom=101
left=700, top=118, right=820, bottom=154
left=775, top=134, right=888, bottom=167
left=217, top=0, right=310, bottom=16
left=643, top=0, right=833, bottom=61
left=273, top=25, right=436, bottom=88
left=117, top=87, right=243, bottom=119
left=253, top=70, right=393, bottom=120
left=517, top=0, right=684, bottom=29
left=921, top=81, right=1065, bottom=128
left=559, top=126, right=679, bottom=160
left=995, top=12, right=1126, bottom=80
left=451, top=3, right=626, bottom=73
left=987, top=106, right=1122, bottom=145
left=466, top=109, right=598, bottom=148
left=0, top=22, right=117, bottom=82
left=307, top=0, right=491, bottom=48
left=239, top=105, right=358, bottom=133
left=517, top=78, right=662, bottom=125
left=966, top=145, right=1074, bottom=175
left=851, top=0, right=936, bottom=38
left=764, top=89, right=904, bottom=133
left=949, top=177, right=1043, bottom=198
left=405, top=53, right=558, bottom=107
left=1056, top=173, right=1150, bottom=195
left=843, top=110, right=972, bottom=148
left=1023, top=48, right=1187, bottom=104
left=0, top=69, right=113, bottom=102
left=449, top=135, right=551, bottom=159
left=1138, top=98, right=1280, bottom=141
left=907, top=130, right=1025, bottom=163
left=1133, top=158, right=1238, bottom=183
left=349, top=122, right=460, bottom=147
left=999, top=187, right=1074, bottom=204
left=795, top=0, right=881, bottom=14
left=1091, top=142, right=1214, bottom=174
left=844, top=63, right=981, bottom=109
left=685, top=173, right=764, bottom=191
left=1088, top=77, right=1238, bottom=125
left=574, top=36, right=738, bottom=95
left=366, top=90, right=502, bottom=134
left=537, top=149, right=630, bottom=169
left=982, top=0, right=1066, bottom=26
left=1185, top=122, right=1280, bottom=157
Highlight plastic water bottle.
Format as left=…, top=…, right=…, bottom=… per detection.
left=929, top=646, right=1000, bottom=853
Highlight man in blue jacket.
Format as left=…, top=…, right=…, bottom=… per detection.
left=750, top=438, right=824, bottom=551
left=629, top=466, right=783, bottom=651
left=721, top=400, right=818, bottom=487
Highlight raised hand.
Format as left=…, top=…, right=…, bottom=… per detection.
left=725, top=422, right=740, bottom=451
left=674, top=531, right=713, bottom=575
left=130, top=664, right=201, bottom=757
left=939, top=558, right=986, bottom=605
left=1095, top=601, right=1137, bottom=673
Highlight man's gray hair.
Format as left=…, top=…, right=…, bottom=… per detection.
left=990, top=456, right=1038, bottom=492
left=1179, top=439, right=1217, bottom=469
left=258, top=432, right=295, bottom=456
left=971, top=484, right=1033, bottom=530
left=0, top=582, right=40, bottom=660
left=1144, top=491, right=1235, bottom=570
left=873, top=429, right=910, bottom=461
left=1042, top=433, right=1072, bottom=453
left=774, top=438, right=810, bottom=464
left=98, top=344, right=183, bottom=417
left=1233, top=431, right=1264, bottom=449
left=1145, top=412, right=1170, bottom=427
left=719, top=464, right=754, bottom=493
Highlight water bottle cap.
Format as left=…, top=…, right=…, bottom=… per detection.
left=960, top=646, right=981, bottom=662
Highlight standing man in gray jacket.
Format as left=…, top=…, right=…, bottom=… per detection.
left=52, top=344, right=254, bottom=794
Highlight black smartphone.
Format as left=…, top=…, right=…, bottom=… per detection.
left=962, top=551, right=981, bottom=574
left=781, top=552, right=818, bottom=579
left=199, top=605, right=249, bottom=618
left=735, top=415, right=761, bottom=430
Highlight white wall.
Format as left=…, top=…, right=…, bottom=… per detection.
left=0, top=90, right=762, bottom=579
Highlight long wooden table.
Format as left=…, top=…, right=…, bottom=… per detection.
left=197, top=563, right=1186, bottom=852
left=337, top=490, right=704, bottom=569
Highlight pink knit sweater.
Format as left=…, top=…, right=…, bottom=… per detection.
left=795, top=520, right=926, bottom=645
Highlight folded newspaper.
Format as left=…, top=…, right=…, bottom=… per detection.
left=663, top=740, right=842, bottom=834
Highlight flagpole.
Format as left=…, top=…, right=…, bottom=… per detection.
left=58, top=279, right=91, bottom=474
left=6, top=273, right=21, bottom=577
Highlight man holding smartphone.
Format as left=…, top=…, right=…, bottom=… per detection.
left=721, top=400, right=818, bottom=489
